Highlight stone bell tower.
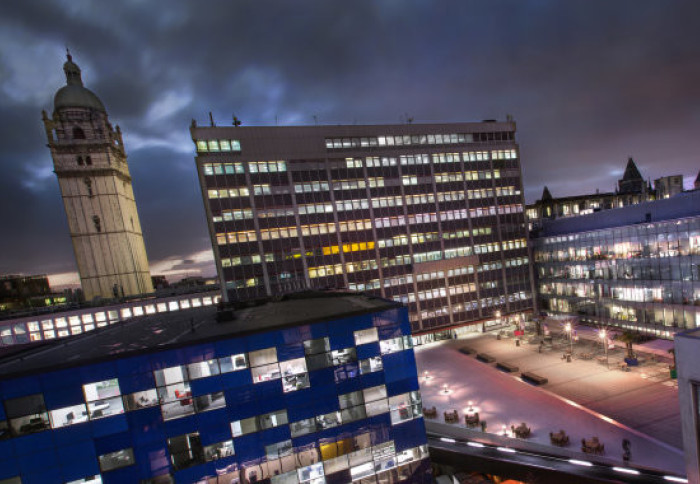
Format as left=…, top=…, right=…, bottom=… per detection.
left=42, top=52, right=153, bottom=300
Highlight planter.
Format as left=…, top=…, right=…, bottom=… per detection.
left=624, top=357, right=639, bottom=366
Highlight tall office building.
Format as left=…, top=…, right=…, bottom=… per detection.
left=42, top=53, right=153, bottom=300
left=0, top=293, right=430, bottom=483
left=192, top=121, right=534, bottom=337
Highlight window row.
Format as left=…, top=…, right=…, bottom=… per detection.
left=166, top=427, right=428, bottom=484
left=434, top=170, right=501, bottom=183
left=196, top=139, right=242, bottom=153
left=0, top=332, right=400, bottom=439
left=326, top=131, right=517, bottom=150
left=308, top=259, right=379, bottom=279
left=326, top=133, right=474, bottom=149
left=207, top=186, right=249, bottom=199
left=332, top=177, right=385, bottom=190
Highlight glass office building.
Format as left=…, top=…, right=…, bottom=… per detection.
left=533, top=191, right=700, bottom=337
left=191, top=121, right=534, bottom=337
left=0, top=293, right=430, bottom=483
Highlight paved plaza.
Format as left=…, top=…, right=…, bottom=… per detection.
left=415, top=333, right=685, bottom=476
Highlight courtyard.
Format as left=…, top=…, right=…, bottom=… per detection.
left=415, top=330, right=685, bottom=476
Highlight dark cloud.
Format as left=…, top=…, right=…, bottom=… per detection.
left=1, top=0, right=700, bottom=278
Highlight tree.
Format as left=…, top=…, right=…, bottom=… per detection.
left=618, top=330, right=639, bottom=360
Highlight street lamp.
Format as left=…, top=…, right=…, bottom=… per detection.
left=565, top=322, right=573, bottom=355
left=599, top=330, right=609, bottom=369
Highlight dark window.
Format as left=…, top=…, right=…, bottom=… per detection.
left=168, top=432, right=204, bottom=471
left=77, top=156, right=84, bottom=165
left=5, top=394, right=50, bottom=437
left=73, top=127, right=85, bottom=139
left=93, top=215, right=101, bottom=232
left=84, top=177, right=93, bottom=197
left=85, top=155, right=92, bottom=165
left=99, top=448, right=135, bottom=472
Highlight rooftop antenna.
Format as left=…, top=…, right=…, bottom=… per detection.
left=232, top=115, right=241, bottom=127
left=313, top=115, right=318, bottom=125
left=209, top=112, right=215, bottom=127
left=275, top=115, right=278, bottom=126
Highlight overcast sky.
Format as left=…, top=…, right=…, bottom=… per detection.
left=1, top=1, right=699, bottom=287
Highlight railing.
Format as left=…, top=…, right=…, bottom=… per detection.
left=0, top=291, right=222, bottom=347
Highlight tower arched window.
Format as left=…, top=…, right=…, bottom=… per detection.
left=77, top=156, right=84, bottom=166
left=92, top=215, right=101, bottom=232
left=83, top=177, right=93, bottom=197
left=73, top=127, right=85, bottom=140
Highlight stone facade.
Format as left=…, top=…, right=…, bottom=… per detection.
left=42, top=54, right=153, bottom=300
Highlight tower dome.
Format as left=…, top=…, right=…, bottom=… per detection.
left=53, top=51, right=105, bottom=112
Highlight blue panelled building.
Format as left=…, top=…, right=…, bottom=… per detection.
left=0, top=293, right=430, bottom=484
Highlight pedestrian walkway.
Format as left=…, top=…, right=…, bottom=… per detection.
left=415, top=337, right=685, bottom=475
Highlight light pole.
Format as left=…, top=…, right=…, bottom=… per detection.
left=565, top=322, right=573, bottom=355
left=599, top=330, right=609, bottom=369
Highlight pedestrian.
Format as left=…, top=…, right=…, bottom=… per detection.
left=622, top=438, right=631, bottom=462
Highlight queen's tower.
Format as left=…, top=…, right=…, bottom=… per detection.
left=42, top=53, right=153, bottom=300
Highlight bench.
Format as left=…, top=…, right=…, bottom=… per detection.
left=444, top=410, right=459, bottom=423
left=422, top=406, right=437, bottom=419
left=476, top=353, right=496, bottom=363
left=550, top=431, right=569, bottom=447
left=464, top=412, right=480, bottom=427
left=459, top=347, right=475, bottom=355
left=496, top=361, right=519, bottom=373
left=521, top=372, right=548, bottom=386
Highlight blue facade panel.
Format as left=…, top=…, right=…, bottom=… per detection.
left=0, top=303, right=430, bottom=483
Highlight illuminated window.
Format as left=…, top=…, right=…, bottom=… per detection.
left=83, top=379, right=124, bottom=420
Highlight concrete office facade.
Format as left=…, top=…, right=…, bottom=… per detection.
left=0, top=295, right=430, bottom=483
left=191, top=121, right=534, bottom=337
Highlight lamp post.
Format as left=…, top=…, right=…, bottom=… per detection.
left=565, top=322, right=573, bottom=355
left=599, top=330, right=609, bottom=369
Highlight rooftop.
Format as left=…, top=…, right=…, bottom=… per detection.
left=0, top=292, right=399, bottom=380
left=675, top=327, right=700, bottom=340
left=535, top=189, right=700, bottom=237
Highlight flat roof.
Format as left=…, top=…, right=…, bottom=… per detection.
left=0, top=293, right=400, bottom=380
left=675, top=327, right=700, bottom=340
left=536, top=190, right=700, bottom=237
